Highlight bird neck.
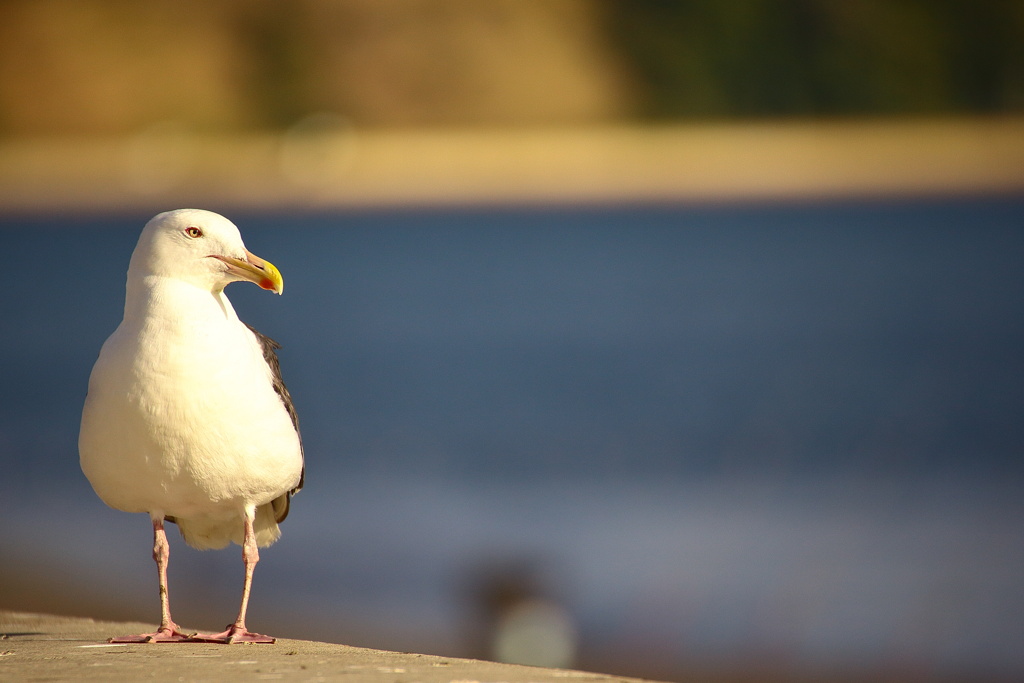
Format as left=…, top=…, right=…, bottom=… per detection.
left=123, top=275, right=240, bottom=326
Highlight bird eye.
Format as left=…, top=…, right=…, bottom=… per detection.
left=184, top=227, right=203, bottom=238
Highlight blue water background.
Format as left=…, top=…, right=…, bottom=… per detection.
left=2, top=197, right=1023, bottom=677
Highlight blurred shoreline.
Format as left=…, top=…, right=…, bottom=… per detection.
left=3, top=117, right=1024, bottom=215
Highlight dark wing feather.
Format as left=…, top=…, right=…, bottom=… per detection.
left=245, top=323, right=304, bottom=523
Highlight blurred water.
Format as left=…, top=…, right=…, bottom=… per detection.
left=2, top=198, right=1023, bottom=678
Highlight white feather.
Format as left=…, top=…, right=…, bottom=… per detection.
left=80, top=209, right=303, bottom=550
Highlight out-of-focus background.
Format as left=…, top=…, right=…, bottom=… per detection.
left=2, top=2, right=1024, bottom=681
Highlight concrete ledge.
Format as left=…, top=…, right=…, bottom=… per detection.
left=0, top=610, right=652, bottom=683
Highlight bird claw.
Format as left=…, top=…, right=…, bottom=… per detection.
left=190, top=624, right=276, bottom=644
left=109, top=624, right=194, bottom=643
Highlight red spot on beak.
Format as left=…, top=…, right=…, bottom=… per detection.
left=259, top=278, right=275, bottom=291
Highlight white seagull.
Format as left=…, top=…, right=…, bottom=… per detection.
left=80, top=209, right=304, bottom=643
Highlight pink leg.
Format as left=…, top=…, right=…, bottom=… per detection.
left=192, top=510, right=275, bottom=643
left=109, top=517, right=193, bottom=643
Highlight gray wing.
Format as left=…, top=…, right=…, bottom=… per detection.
left=245, top=323, right=304, bottom=523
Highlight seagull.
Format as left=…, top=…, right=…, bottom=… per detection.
left=79, top=209, right=304, bottom=644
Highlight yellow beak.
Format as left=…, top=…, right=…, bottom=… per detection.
left=211, top=249, right=284, bottom=294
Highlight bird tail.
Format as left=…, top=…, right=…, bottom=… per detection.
left=171, top=502, right=283, bottom=550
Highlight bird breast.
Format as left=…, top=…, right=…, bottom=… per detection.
left=80, top=281, right=303, bottom=518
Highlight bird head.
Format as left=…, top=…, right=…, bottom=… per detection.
left=129, top=209, right=284, bottom=295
